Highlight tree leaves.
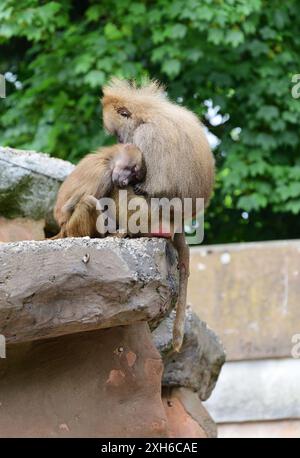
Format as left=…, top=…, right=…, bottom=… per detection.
left=257, top=105, right=280, bottom=121
left=162, top=59, right=181, bottom=78
left=1, top=0, right=300, bottom=242
left=104, top=23, right=122, bottom=40
left=84, top=70, right=106, bottom=88
left=208, top=28, right=224, bottom=45
left=226, top=29, right=244, bottom=47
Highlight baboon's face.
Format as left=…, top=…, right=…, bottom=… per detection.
left=102, top=98, right=140, bottom=143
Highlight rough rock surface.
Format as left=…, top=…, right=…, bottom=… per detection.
left=0, top=146, right=73, bottom=224
left=0, top=237, right=178, bottom=344
left=0, top=323, right=168, bottom=438
left=153, top=306, right=225, bottom=401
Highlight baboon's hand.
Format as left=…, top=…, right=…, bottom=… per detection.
left=133, top=183, right=147, bottom=196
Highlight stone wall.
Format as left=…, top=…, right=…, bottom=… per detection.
left=188, top=241, right=300, bottom=438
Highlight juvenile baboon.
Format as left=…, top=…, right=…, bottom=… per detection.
left=53, top=143, right=145, bottom=239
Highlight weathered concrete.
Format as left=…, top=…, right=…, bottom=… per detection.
left=0, top=147, right=73, bottom=223
left=204, top=358, right=300, bottom=423
left=0, top=237, right=178, bottom=344
left=153, top=307, right=225, bottom=401
left=0, top=323, right=168, bottom=438
left=189, top=240, right=300, bottom=360
left=218, top=420, right=300, bottom=438
left=163, top=387, right=217, bottom=438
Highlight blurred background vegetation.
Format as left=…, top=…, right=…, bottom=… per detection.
left=0, top=0, right=300, bottom=244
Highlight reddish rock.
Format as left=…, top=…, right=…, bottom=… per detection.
left=163, top=388, right=217, bottom=438
left=0, top=216, right=45, bottom=242
left=0, top=323, right=168, bottom=438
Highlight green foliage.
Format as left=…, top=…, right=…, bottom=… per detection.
left=1, top=0, right=300, bottom=243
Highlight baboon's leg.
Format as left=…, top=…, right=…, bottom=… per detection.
left=51, top=194, right=81, bottom=239
left=52, top=195, right=99, bottom=239
left=64, top=196, right=99, bottom=238
left=172, top=232, right=190, bottom=352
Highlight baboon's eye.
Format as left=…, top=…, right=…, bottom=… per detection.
left=117, top=106, right=132, bottom=118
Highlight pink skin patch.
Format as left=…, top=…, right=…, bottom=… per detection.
left=126, top=351, right=137, bottom=367
left=59, top=423, right=70, bottom=432
left=106, top=369, right=126, bottom=386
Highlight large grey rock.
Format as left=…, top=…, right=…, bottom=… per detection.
left=0, top=237, right=178, bottom=344
left=0, top=147, right=74, bottom=221
left=153, top=306, right=226, bottom=401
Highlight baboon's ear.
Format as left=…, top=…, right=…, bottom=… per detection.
left=116, top=106, right=132, bottom=118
